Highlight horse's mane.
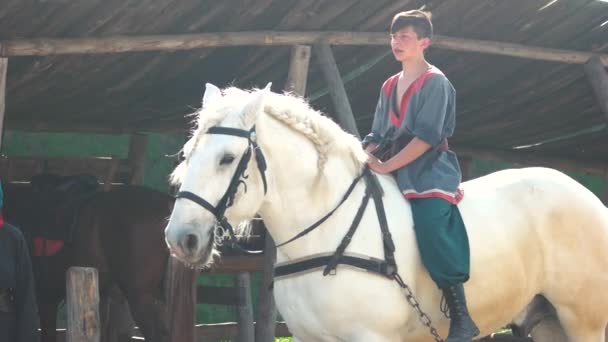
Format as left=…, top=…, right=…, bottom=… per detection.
left=170, top=87, right=367, bottom=185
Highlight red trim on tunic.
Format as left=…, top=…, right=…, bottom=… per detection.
left=0, top=210, right=4, bottom=229
left=404, top=188, right=464, bottom=205
left=381, top=67, right=446, bottom=128
left=381, top=73, right=399, bottom=97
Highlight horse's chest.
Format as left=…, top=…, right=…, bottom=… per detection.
left=273, top=269, right=413, bottom=340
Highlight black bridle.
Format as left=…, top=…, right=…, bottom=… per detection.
left=175, top=125, right=268, bottom=255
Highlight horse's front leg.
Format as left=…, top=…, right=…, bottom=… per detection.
left=38, top=299, right=58, bottom=342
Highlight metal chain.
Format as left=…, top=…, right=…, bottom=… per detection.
left=394, top=273, right=444, bottom=342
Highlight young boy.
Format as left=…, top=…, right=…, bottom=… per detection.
left=363, top=10, right=479, bottom=342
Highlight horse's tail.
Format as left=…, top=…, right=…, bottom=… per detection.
left=165, top=256, right=198, bottom=342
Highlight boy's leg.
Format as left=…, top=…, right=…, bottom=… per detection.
left=410, top=197, right=479, bottom=341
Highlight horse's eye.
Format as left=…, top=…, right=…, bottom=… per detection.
left=220, top=154, right=235, bottom=166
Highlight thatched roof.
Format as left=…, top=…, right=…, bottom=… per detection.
left=1, top=0, right=607, bottom=167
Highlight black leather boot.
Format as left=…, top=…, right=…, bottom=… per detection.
left=442, top=283, right=480, bottom=342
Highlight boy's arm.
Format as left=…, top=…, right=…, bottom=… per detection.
left=368, top=75, right=453, bottom=174
left=370, top=137, right=430, bottom=174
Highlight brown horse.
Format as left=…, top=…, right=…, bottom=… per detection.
left=2, top=175, right=195, bottom=342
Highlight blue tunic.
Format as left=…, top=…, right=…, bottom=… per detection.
left=363, top=65, right=462, bottom=203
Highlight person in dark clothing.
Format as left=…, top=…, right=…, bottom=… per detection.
left=0, top=181, right=41, bottom=342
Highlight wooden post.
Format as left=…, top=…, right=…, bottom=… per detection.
left=254, top=232, right=277, bottom=342
left=314, top=42, right=360, bottom=137
left=102, top=157, right=120, bottom=191
left=0, top=58, right=7, bottom=151
left=66, top=267, right=100, bottom=342
left=166, top=256, right=197, bottom=342
left=460, top=156, right=473, bottom=182
left=127, top=133, right=148, bottom=185
left=285, top=45, right=311, bottom=95
left=253, top=43, right=311, bottom=342
left=235, top=272, right=254, bottom=342
left=583, top=55, right=608, bottom=121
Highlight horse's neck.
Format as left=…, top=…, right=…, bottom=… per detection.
left=257, top=118, right=365, bottom=260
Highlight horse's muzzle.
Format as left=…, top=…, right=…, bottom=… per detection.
left=165, top=226, right=214, bottom=267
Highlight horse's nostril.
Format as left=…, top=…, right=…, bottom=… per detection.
left=185, top=233, right=198, bottom=253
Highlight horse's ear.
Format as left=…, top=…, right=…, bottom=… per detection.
left=202, top=83, right=221, bottom=108
left=242, top=83, right=272, bottom=127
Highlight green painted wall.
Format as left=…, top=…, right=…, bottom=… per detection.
left=3, top=130, right=184, bottom=191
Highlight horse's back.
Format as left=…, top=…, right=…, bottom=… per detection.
left=73, top=186, right=173, bottom=293
left=458, top=167, right=608, bottom=333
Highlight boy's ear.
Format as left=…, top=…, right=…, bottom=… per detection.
left=420, top=37, right=431, bottom=50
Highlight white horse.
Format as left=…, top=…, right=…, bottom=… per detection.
left=165, top=83, right=608, bottom=342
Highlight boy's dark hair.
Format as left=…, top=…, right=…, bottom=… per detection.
left=390, top=10, right=433, bottom=39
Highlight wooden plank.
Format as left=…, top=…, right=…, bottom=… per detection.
left=0, top=58, right=6, bottom=151
left=2, top=32, right=607, bottom=66
left=0, top=156, right=131, bottom=184
left=255, top=234, right=278, bottom=342
left=315, top=42, right=360, bottom=137
left=66, top=267, right=100, bottom=342
left=127, top=133, right=148, bottom=185
left=197, top=285, right=244, bottom=306
left=583, top=55, right=608, bottom=122
left=6, top=120, right=186, bottom=134
left=454, top=145, right=608, bottom=176
left=235, top=272, right=254, bottom=342
left=202, top=255, right=265, bottom=274
left=285, top=45, right=311, bottom=95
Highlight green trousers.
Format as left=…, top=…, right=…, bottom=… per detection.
left=410, top=197, right=470, bottom=289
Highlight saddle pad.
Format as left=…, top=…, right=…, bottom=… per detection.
left=32, top=237, right=64, bottom=256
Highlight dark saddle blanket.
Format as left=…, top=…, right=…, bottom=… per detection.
left=29, top=173, right=99, bottom=253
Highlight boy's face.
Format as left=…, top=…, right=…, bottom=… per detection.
left=390, top=26, right=429, bottom=62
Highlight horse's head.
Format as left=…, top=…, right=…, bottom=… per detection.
left=165, top=83, right=271, bottom=267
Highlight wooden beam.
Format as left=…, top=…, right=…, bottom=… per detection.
left=454, top=145, right=608, bottom=176
left=2, top=32, right=607, bottom=65
left=431, top=35, right=608, bottom=66
left=583, top=55, right=608, bottom=122
left=66, top=267, right=100, bottom=342
left=127, top=133, right=148, bottom=185
left=0, top=58, right=6, bottom=151
left=5, top=119, right=187, bottom=134
left=315, top=42, right=360, bottom=137
left=197, top=285, right=245, bottom=306
left=285, top=45, right=311, bottom=95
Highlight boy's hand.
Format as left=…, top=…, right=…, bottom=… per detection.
left=365, top=152, right=391, bottom=174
